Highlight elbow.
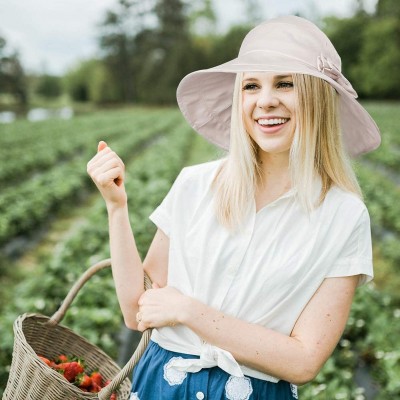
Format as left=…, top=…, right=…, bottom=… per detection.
left=289, top=357, right=322, bottom=386
left=124, top=316, right=139, bottom=331
left=290, top=370, right=318, bottom=386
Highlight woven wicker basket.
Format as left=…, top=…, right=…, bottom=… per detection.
left=3, top=259, right=152, bottom=400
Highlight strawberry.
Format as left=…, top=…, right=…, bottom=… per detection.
left=75, top=373, right=92, bottom=389
left=55, top=354, right=69, bottom=363
left=90, top=382, right=102, bottom=393
left=90, top=371, right=103, bottom=387
left=57, top=361, right=84, bottom=383
left=38, top=356, right=52, bottom=366
left=52, top=362, right=70, bottom=370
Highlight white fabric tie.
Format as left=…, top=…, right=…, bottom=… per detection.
left=165, top=342, right=244, bottom=378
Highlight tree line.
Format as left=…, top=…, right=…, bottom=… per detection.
left=1, top=0, right=399, bottom=109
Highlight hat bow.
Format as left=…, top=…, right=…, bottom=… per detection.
left=317, top=54, right=357, bottom=98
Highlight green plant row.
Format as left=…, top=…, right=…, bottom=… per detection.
left=355, top=162, right=400, bottom=266
left=362, top=102, right=400, bottom=173
left=0, top=116, right=198, bottom=394
left=0, top=108, right=175, bottom=189
left=0, top=109, right=182, bottom=246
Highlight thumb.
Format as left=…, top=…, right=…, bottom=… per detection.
left=97, top=140, right=108, bottom=152
left=152, top=282, right=161, bottom=289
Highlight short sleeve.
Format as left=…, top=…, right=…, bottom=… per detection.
left=148, top=168, right=186, bottom=237
left=326, top=207, right=373, bottom=287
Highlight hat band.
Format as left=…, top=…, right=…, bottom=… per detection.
left=231, top=50, right=357, bottom=98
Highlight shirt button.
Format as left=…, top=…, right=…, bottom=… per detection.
left=196, top=391, right=205, bottom=400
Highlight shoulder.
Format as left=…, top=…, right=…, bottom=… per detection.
left=322, top=185, right=370, bottom=226
left=326, top=186, right=367, bottom=210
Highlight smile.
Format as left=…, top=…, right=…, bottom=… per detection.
left=257, top=118, right=290, bottom=126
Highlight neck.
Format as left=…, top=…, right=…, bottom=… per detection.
left=257, top=151, right=291, bottom=188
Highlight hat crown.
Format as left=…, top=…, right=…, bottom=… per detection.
left=239, top=16, right=342, bottom=72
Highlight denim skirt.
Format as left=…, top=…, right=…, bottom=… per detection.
left=130, top=341, right=299, bottom=400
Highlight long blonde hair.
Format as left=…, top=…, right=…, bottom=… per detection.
left=212, top=72, right=362, bottom=230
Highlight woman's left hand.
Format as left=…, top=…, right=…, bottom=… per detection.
left=136, top=284, right=187, bottom=332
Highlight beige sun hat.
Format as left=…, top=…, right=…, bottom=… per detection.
left=176, top=15, right=381, bottom=157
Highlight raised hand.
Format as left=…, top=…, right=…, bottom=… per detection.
left=87, top=141, right=127, bottom=209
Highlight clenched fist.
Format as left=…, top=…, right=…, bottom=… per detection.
left=87, top=141, right=127, bottom=209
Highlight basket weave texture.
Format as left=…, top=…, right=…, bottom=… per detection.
left=3, top=259, right=152, bottom=400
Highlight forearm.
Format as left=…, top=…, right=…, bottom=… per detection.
left=107, top=203, right=144, bottom=329
left=179, top=298, right=316, bottom=385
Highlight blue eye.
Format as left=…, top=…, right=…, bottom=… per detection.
left=277, top=81, right=294, bottom=89
left=242, top=83, right=259, bottom=91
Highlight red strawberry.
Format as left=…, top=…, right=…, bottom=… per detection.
left=56, top=354, right=69, bottom=363
left=60, top=361, right=85, bottom=382
left=38, top=356, right=52, bottom=366
left=110, top=393, right=117, bottom=400
left=75, top=373, right=92, bottom=389
left=90, top=382, right=102, bottom=393
left=52, top=362, right=69, bottom=370
left=90, top=371, right=103, bottom=387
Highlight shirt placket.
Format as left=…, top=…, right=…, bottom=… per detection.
left=213, top=211, right=256, bottom=309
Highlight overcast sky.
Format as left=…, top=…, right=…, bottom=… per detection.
left=0, top=0, right=377, bottom=75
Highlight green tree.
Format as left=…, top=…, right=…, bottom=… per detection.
left=376, top=0, right=400, bottom=18
left=323, top=14, right=370, bottom=85
left=98, top=0, right=154, bottom=102
left=135, top=0, right=193, bottom=103
left=65, top=59, right=109, bottom=102
left=210, top=24, right=251, bottom=66
left=352, top=17, right=400, bottom=98
left=36, top=74, right=62, bottom=98
left=90, top=63, right=120, bottom=103
left=0, top=36, right=27, bottom=106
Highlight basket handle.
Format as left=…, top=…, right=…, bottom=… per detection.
left=47, top=258, right=153, bottom=399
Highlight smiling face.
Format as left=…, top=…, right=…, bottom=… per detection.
left=241, top=72, right=296, bottom=159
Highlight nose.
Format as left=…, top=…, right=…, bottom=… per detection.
left=256, top=88, right=280, bottom=109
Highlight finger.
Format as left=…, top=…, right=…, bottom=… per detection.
left=152, top=282, right=161, bottom=289
left=93, top=157, right=124, bottom=175
left=137, top=321, right=149, bottom=332
left=98, top=140, right=108, bottom=152
left=94, top=159, right=125, bottom=187
left=88, top=152, right=124, bottom=176
left=96, top=167, right=124, bottom=187
left=87, top=147, right=113, bottom=171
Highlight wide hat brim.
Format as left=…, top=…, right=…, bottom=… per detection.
left=177, top=42, right=381, bottom=157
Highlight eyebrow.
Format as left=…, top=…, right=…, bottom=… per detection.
left=275, top=75, right=292, bottom=80
left=242, top=74, right=293, bottom=82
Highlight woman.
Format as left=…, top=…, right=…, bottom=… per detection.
left=87, top=15, right=380, bottom=400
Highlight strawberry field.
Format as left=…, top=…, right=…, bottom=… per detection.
left=0, top=103, right=399, bottom=399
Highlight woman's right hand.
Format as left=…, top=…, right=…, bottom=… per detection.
left=87, top=141, right=128, bottom=210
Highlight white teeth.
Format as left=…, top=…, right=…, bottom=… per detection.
left=258, top=118, right=289, bottom=126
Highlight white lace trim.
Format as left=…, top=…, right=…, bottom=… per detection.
left=290, top=383, right=299, bottom=399
left=225, top=376, right=253, bottom=400
left=129, top=392, right=140, bottom=400
left=163, top=357, right=188, bottom=386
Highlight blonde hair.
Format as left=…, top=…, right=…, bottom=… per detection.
left=212, top=72, right=362, bottom=230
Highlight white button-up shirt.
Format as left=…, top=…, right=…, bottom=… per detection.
left=149, top=160, right=373, bottom=382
